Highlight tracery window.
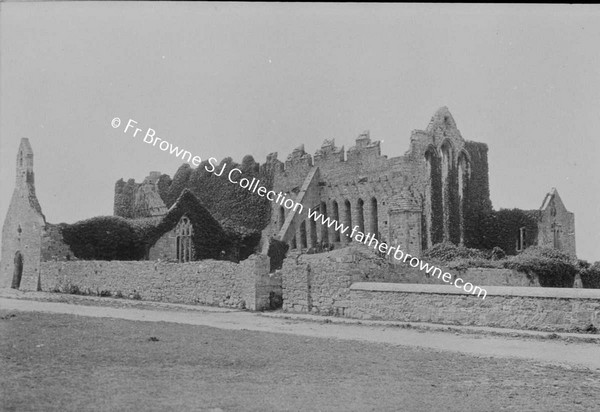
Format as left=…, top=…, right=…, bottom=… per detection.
left=176, top=215, right=194, bottom=262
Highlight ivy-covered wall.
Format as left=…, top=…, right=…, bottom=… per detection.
left=481, top=209, right=539, bottom=255
left=462, top=141, right=493, bottom=249
left=53, top=190, right=248, bottom=262
left=115, top=155, right=274, bottom=233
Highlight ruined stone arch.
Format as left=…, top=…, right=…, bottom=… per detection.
left=344, top=199, right=352, bottom=243
left=299, top=220, right=308, bottom=249
left=320, top=201, right=329, bottom=244
left=290, top=231, right=297, bottom=250
left=370, top=197, right=379, bottom=239
left=356, top=198, right=365, bottom=234
left=331, top=200, right=341, bottom=242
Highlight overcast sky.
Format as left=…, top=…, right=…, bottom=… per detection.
left=1, top=3, right=598, bottom=262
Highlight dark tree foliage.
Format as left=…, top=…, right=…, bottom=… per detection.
left=61, top=216, right=145, bottom=260
left=61, top=190, right=256, bottom=262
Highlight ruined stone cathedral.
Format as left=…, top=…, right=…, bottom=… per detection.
left=114, top=106, right=575, bottom=259
left=261, top=107, right=575, bottom=257
left=261, top=107, right=489, bottom=256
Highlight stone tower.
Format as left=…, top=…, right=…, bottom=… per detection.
left=0, top=138, right=45, bottom=290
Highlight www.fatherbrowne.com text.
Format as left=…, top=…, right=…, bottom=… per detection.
left=112, top=116, right=487, bottom=300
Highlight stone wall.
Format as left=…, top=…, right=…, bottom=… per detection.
left=348, top=283, right=600, bottom=332
left=41, top=224, right=74, bottom=262
left=281, top=244, right=540, bottom=316
left=39, top=254, right=277, bottom=310
left=282, top=246, right=390, bottom=316
left=148, top=228, right=177, bottom=261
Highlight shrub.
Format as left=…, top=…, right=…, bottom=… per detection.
left=490, top=246, right=506, bottom=260
left=61, top=216, right=145, bottom=260
left=422, top=241, right=487, bottom=262
left=445, top=257, right=504, bottom=271
left=580, top=262, right=600, bottom=289
left=503, top=246, right=577, bottom=287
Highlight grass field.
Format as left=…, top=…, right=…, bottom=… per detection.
left=1, top=310, right=599, bottom=411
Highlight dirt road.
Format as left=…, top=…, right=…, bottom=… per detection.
left=2, top=292, right=599, bottom=371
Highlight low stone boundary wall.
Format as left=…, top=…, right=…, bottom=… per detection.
left=40, top=254, right=278, bottom=310
left=348, top=283, right=600, bottom=332
left=281, top=245, right=541, bottom=317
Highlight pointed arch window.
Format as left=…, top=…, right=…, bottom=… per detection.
left=176, top=215, right=194, bottom=262
left=552, top=222, right=561, bottom=250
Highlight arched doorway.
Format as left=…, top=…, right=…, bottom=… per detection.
left=12, top=251, right=23, bottom=289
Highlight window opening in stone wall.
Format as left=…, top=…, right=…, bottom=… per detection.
left=357, top=198, right=365, bottom=234
left=290, top=233, right=297, bottom=250
left=320, top=201, right=329, bottom=244
left=552, top=223, right=561, bottom=249
left=332, top=200, right=341, bottom=242
left=300, top=220, right=308, bottom=249
left=309, top=218, right=317, bottom=249
left=370, top=197, right=378, bottom=239
left=176, top=215, right=193, bottom=262
left=344, top=200, right=352, bottom=242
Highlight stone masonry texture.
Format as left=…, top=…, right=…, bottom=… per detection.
left=39, top=254, right=275, bottom=311
left=347, top=284, right=600, bottom=332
